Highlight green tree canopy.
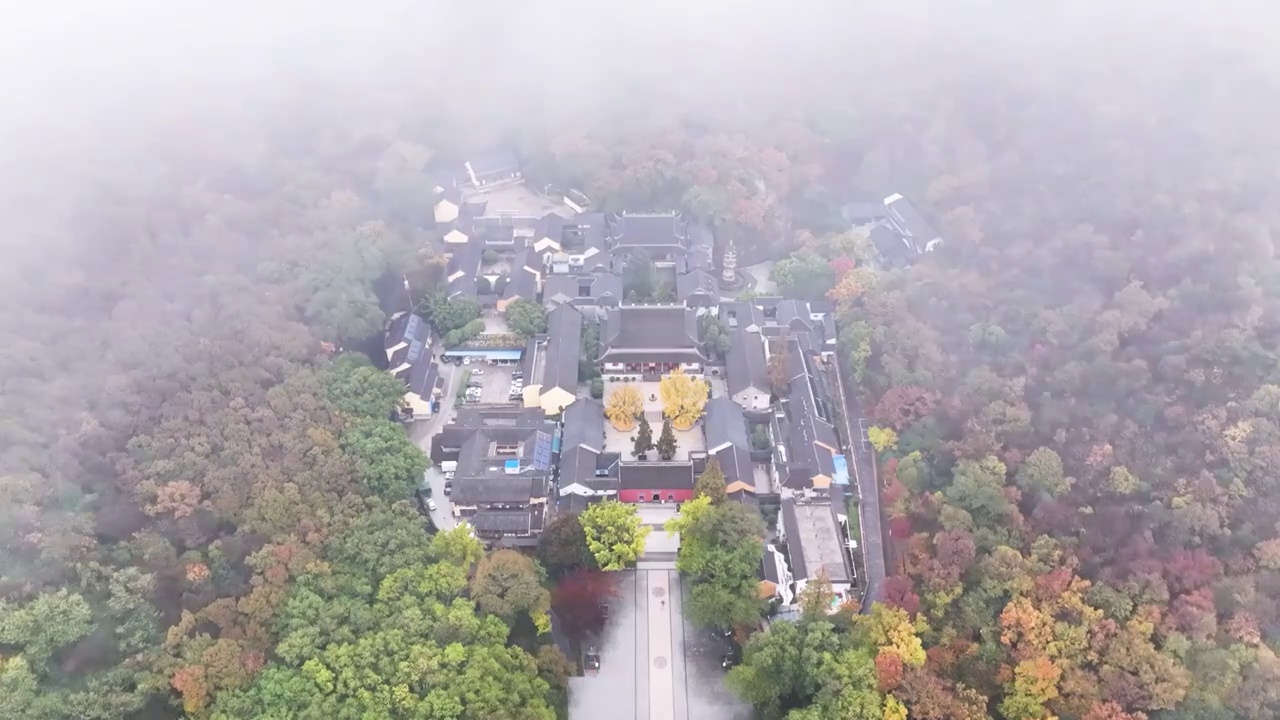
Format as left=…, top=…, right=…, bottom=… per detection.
left=656, top=417, right=678, bottom=461
left=503, top=299, right=548, bottom=338
left=666, top=496, right=765, bottom=628
left=340, top=418, right=429, bottom=500
left=579, top=501, right=650, bottom=571
left=470, top=549, right=551, bottom=627
left=537, top=513, right=597, bottom=577
left=325, top=353, right=406, bottom=420
left=694, top=458, right=727, bottom=504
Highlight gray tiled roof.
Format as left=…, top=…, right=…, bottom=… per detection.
left=561, top=399, right=604, bottom=453
left=676, top=268, right=719, bottom=303
left=721, top=301, right=767, bottom=332
left=447, top=242, right=483, bottom=298
left=715, top=445, right=754, bottom=486
left=407, top=359, right=438, bottom=397
left=502, top=250, right=539, bottom=301
left=704, top=396, right=749, bottom=452
left=781, top=340, right=840, bottom=488
left=536, top=213, right=566, bottom=245
left=470, top=510, right=534, bottom=534
left=600, top=306, right=702, bottom=362
left=386, top=312, right=429, bottom=350
left=842, top=201, right=889, bottom=225
left=726, top=329, right=769, bottom=396
left=884, top=194, right=942, bottom=251
left=775, top=300, right=812, bottom=332
left=870, top=225, right=913, bottom=266
left=451, top=476, right=545, bottom=504
left=542, top=275, right=581, bottom=307
left=619, top=462, right=695, bottom=490
left=541, top=305, right=583, bottom=394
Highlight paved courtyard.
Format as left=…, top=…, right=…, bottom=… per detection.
left=466, top=183, right=574, bottom=219
left=568, top=569, right=752, bottom=720
left=603, top=411, right=706, bottom=462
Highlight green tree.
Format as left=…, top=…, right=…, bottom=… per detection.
left=771, top=251, right=835, bottom=301
left=504, top=299, right=548, bottom=338
left=694, top=458, right=728, bottom=504
left=340, top=418, right=429, bottom=499
left=634, top=415, right=654, bottom=458
left=751, top=424, right=771, bottom=450
left=590, top=377, right=604, bottom=399
left=325, top=354, right=405, bottom=420
left=470, top=550, right=551, bottom=628
left=797, top=571, right=836, bottom=620
left=700, top=315, right=733, bottom=359
left=537, top=513, right=597, bottom=576
left=1015, top=447, right=1070, bottom=498
left=579, top=321, right=601, bottom=381
left=0, top=589, right=94, bottom=665
left=579, top=501, right=650, bottom=571
left=622, top=251, right=656, bottom=300
left=943, top=455, right=1010, bottom=523
left=421, top=293, right=482, bottom=333
left=444, top=318, right=485, bottom=347
left=656, top=417, right=678, bottom=460
left=666, top=496, right=765, bottom=628
left=209, top=503, right=562, bottom=719
left=727, top=619, right=844, bottom=719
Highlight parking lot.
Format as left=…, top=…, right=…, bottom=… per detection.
left=458, top=361, right=524, bottom=405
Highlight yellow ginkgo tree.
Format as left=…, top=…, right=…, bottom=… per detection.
left=605, top=383, right=643, bottom=431
left=659, top=368, right=708, bottom=431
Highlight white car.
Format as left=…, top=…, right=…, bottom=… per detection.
left=463, top=357, right=472, bottom=365
left=427, top=498, right=437, bottom=511
left=471, top=369, right=485, bottom=376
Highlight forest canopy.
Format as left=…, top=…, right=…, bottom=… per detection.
left=2, top=2, right=1280, bottom=718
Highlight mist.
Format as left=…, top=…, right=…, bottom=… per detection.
left=3, top=2, right=1280, bottom=719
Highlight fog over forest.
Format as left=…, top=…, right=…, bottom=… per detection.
left=2, top=2, right=1280, bottom=719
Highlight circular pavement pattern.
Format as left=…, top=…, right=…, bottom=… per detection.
left=653, top=656, right=668, bottom=669
left=652, top=586, right=666, bottom=598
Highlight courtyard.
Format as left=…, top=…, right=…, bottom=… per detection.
left=603, top=411, right=706, bottom=462
left=601, top=379, right=709, bottom=462
left=465, top=182, right=574, bottom=220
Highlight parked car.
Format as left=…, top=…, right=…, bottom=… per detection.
left=444, top=481, right=453, bottom=496
left=426, top=498, right=437, bottom=511
left=444, top=471, right=455, bottom=480
left=584, top=647, right=600, bottom=673
left=471, top=369, right=484, bottom=375
left=599, top=603, right=611, bottom=621
left=463, top=357, right=472, bottom=365
left=721, top=653, right=736, bottom=670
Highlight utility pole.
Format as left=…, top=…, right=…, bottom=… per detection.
left=403, top=273, right=415, bottom=312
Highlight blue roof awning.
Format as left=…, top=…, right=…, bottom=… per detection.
left=442, top=349, right=524, bottom=360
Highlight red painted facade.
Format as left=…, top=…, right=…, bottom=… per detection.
left=619, top=488, right=695, bottom=504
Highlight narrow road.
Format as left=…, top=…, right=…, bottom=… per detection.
left=410, top=359, right=460, bottom=530
left=830, top=353, right=886, bottom=611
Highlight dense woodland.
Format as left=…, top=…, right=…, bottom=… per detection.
left=2, top=3, right=1280, bottom=718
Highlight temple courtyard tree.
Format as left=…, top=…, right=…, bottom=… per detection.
left=659, top=368, right=708, bottom=431
left=579, top=501, right=650, bottom=571
left=605, top=384, right=643, bottom=432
